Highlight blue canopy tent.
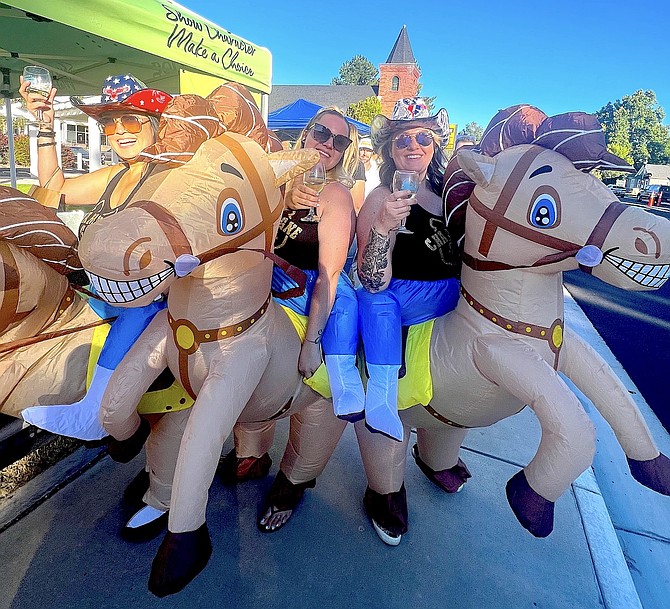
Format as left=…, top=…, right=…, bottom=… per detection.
left=268, top=99, right=370, bottom=142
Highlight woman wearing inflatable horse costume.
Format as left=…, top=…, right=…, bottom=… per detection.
left=222, top=107, right=368, bottom=531
left=229, top=98, right=462, bottom=545
left=19, top=74, right=173, bottom=439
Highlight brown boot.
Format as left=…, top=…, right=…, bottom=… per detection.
left=363, top=484, right=408, bottom=546
left=218, top=449, right=272, bottom=485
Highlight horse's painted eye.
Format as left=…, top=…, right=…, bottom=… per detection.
left=221, top=199, right=243, bottom=235
left=529, top=194, right=558, bottom=228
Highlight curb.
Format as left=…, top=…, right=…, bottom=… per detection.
left=564, top=289, right=643, bottom=609
left=573, top=470, right=642, bottom=609
left=0, top=445, right=106, bottom=534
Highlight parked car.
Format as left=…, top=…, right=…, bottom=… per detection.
left=607, top=184, right=626, bottom=198
left=637, top=184, right=670, bottom=205
left=66, top=146, right=90, bottom=170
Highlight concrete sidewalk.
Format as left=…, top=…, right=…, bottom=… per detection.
left=0, top=295, right=666, bottom=609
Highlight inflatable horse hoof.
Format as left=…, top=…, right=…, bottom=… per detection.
left=505, top=471, right=554, bottom=538
left=107, top=417, right=151, bottom=463
left=412, top=444, right=472, bottom=493
left=148, top=523, right=212, bottom=597
left=628, top=453, right=670, bottom=496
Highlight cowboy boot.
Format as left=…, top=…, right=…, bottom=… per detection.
left=364, top=364, right=403, bottom=442
left=21, top=364, right=112, bottom=440
left=325, top=355, right=365, bottom=419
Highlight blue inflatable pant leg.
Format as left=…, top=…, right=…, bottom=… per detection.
left=98, top=299, right=168, bottom=369
left=322, top=273, right=358, bottom=357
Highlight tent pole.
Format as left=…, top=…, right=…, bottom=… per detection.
left=4, top=97, right=17, bottom=189
left=260, top=93, right=268, bottom=122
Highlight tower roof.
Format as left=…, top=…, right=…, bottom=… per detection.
left=385, top=25, right=416, bottom=64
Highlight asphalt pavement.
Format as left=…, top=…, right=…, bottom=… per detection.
left=2, top=291, right=668, bottom=609
left=564, top=199, right=670, bottom=432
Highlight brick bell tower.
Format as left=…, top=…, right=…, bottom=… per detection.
left=378, top=25, right=420, bottom=117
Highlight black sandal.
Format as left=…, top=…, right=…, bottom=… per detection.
left=257, top=470, right=316, bottom=533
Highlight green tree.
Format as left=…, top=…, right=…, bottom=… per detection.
left=596, top=90, right=670, bottom=169
left=13, top=135, right=30, bottom=166
left=347, top=96, right=382, bottom=125
left=458, top=122, right=484, bottom=142
left=332, top=55, right=379, bottom=86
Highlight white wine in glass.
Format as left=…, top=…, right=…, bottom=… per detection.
left=22, top=66, right=52, bottom=122
left=392, top=170, right=420, bottom=234
left=301, top=161, right=327, bottom=223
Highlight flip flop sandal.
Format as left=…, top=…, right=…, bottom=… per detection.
left=257, top=505, right=294, bottom=533
left=256, top=470, right=316, bottom=533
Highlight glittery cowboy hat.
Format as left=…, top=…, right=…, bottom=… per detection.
left=70, top=74, right=172, bottom=121
left=370, top=97, right=450, bottom=150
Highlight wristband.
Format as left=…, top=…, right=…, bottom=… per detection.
left=37, top=142, right=56, bottom=148
left=37, top=131, right=56, bottom=138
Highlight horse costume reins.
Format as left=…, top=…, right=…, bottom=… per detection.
left=463, top=146, right=627, bottom=274
left=124, top=133, right=307, bottom=399
left=459, top=146, right=627, bottom=368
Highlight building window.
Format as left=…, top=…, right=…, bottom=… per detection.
left=391, top=76, right=399, bottom=91
left=65, top=123, right=89, bottom=145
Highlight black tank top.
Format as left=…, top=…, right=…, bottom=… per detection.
left=391, top=204, right=459, bottom=280
left=273, top=209, right=319, bottom=271
left=78, top=164, right=154, bottom=239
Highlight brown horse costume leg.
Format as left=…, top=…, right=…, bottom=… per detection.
left=257, top=395, right=348, bottom=531
left=473, top=334, right=596, bottom=536
left=354, top=421, right=410, bottom=543
left=102, top=311, right=170, bottom=441
left=560, top=328, right=659, bottom=461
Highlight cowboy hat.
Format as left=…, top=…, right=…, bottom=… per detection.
left=371, top=97, right=450, bottom=150
left=70, top=74, right=172, bottom=121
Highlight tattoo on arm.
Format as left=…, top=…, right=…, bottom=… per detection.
left=305, top=329, right=323, bottom=344
left=359, top=227, right=391, bottom=292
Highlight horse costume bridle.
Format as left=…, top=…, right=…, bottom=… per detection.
left=459, top=146, right=627, bottom=368
left=128, top=133, right=306, bottom=399
left=463, top=146, right=626, bottom=274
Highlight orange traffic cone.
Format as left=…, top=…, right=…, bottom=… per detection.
left=648, top=193, right=655, bottom=207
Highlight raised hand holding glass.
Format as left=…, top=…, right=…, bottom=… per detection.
left=392, top=170, right=420, bottom=234
left=301, top=161, right=327, bottom=223
left=22, top=66, right=52, bottom=122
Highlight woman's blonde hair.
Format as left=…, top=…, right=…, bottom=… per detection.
left=295, top=107, right=359, bottom=189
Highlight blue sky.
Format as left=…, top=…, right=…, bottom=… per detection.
left=189, top=0, right=670, bottom=131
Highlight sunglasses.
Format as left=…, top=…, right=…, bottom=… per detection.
left=98, top=114, right=150, bottom=136
left=311, top=123, right=352, bottom=153
left=393, top=131, right=435, bottom=149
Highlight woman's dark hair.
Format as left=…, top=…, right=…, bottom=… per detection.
left=377, top=128, right=447, bottom=195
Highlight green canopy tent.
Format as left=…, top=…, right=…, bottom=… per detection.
left=0, top=0, right=272, bottom=186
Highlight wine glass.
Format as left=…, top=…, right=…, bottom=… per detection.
left=301, top=161, right=327, bottom=223
left=22, top=66, right=52, bottom=122
left=392, top=170, right=420, bottom=234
